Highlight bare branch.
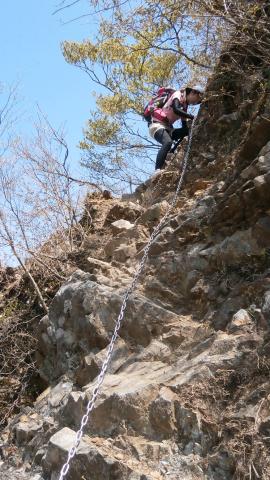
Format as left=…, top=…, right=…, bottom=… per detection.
left=52, top=0, right=81, bottom=16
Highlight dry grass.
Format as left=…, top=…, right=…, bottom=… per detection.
left=0, top=310, right=38, bottom=429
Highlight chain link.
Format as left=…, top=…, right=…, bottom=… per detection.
left=58, top=119, right=195, bottom=480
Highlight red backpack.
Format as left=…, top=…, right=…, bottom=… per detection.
left=143, top=87, right=175, bottom=124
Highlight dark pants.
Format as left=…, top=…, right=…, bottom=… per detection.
left=154, top=125, right=189, bottom=170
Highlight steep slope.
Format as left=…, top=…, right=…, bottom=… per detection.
left=1, top=21, right=270, bottom=480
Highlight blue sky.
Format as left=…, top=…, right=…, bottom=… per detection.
left=0, top=0, right=96, bottom=165
left=0, top=2, right=199, bottom=172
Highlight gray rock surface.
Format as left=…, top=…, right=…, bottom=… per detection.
left=111, top=219, right=135, bottom=233
left=2, top=55, right=270, bottom=480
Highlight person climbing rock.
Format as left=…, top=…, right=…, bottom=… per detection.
left=149, top=85, right=204, bottom=173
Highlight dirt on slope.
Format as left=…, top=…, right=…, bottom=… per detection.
left=1, top=7, right=270, bottom=480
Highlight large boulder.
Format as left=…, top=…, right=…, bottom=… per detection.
left=105, top=202, right=143, bottom=224
left=36, top=270, right=189, bottom=382
left=14, top=414, right=44, bottom=446
left=43, top=427, right=162, bottom=480
left=137, top=201, right=169, bottom=225
left=76, top=337, right=130, bottom=387
left=111, top=219, right=135, bottom=234
left=199, top=229, right=263, bottom=266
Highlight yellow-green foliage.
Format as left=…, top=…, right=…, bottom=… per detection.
left=62, top=40, right=99, bottom=63
left=83, top=114, right=120, bottom=146
left=62, top=0, right=223, bottom=151
left=96, top=94, right=133, bottom=115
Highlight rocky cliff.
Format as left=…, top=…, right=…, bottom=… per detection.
left=1, top=32, right=270, bottom=480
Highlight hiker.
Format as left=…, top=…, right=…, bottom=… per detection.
left=149, top=85, right=204, bottom=172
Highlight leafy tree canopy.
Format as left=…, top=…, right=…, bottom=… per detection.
left=61, top=0, right=264, bottom=190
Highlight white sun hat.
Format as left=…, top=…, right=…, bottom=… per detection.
left=191, top=85, right=205, bottom=94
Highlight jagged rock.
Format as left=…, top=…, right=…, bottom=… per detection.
left=240, top=163, right=258, bottom=180
left=262, top=291, right=270, bottom=321
left=175, top=403, right=215, bottom=455
left=188, top=179, right=212, bottom=195
left=85, top=257, right=113, bottom=274
left=111, top=219, right=135, bottom=233
left=105, top=202, right=143, bottom=224
left=104, top=236, right=127, bottom=258
left=198, top=194, right=216, bottom=209
left=43, top=427, right=161, bottom=480
left=113, top=243, right=137, bottom=262
left=199, top=229, right=263, bottom=266
left=217, top=111, right=240, bottom=129
left=145, top=248, right=209, bottom=306
left=61, top=390, right=85, bottom=431
left=14, top=414, right=44, bottom=446
left=37, top=273, right=193, bottom=381
left=43, top=427, right=77, bottom=478
left=138, top=201, right=169, bottom=224
left=257, top=141, right=270, bottom=174
left=252, top=216, right=270, bottom=247
left=190, top=278, right=210, bottom=297
left=47, top=381, right=73, bottom=408
left=104, top=223, right=148, bottom=260
left=0, top=468, right=43, bottom=480
left=200, top=152, right=215, bottom=163
left=84, top=257, right=133, bottom=289
left=207, top=452, right=235, bottom=480
left=81, top=363, right=165, bottom=437
left=212, top=297, right=245, bottom=330
left=4, top=36, right=270, bottom=480
left=254, top=174, right=267, bottom=189
left=149, top=387, right=177, bottom=439
left=227, top=309, right=254, bottom=333
left=76, top=338, right=130, bottom=387
left=33, top=449, right=46, bottom=466
left=132, top=340, right=171, bottom=363
left=55, top=329, right=260, bottom=444
left=37, top=277, right=114, bottom=381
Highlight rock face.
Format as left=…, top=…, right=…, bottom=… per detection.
left=2, top=28, right=270, bottom=480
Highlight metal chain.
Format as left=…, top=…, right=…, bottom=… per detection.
left=58, top=119, right=195, bottom=480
